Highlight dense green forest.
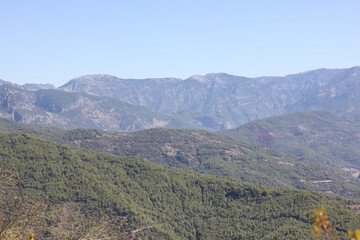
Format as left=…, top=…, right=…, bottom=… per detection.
left=219, top=111, right=360, bottom=170
left=0, top=131, right=360, bottom=239
left=0, top=118, right=359, bottom=198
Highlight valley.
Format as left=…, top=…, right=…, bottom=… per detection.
left=1, top=117, right=359, bottom=199
left=0, top=67, right=360, bottom=239
left=2, top=1, right=360, bottom=238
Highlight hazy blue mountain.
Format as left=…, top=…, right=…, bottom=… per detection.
left=60, top=67, right=360, bottom=129
left=0, top=78, right=55, bottom=91
left=1, top=67, right=359, bottom=131
left=0, top=85, right=204, bottom=131
left=285, top=68, right=360, bottom=114
left=0, top=78, right=17, bottom=87
left=22, top=83, right=55, bottom=91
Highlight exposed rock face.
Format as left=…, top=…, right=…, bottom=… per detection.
left=60, top=67, right=360, bottom=129
left=22, top=83, right=55, bottom=91
left=0, top=85, right=36, bottom=122
left=1, top=67, right=359, bottom=131
left=0, top=85, right=202, bottom=132
left=0, top=79, right=55, bottom=91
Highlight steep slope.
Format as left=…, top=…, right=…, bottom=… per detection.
left=0, top=132, right=359, bottom=239
left=286, top=68, right=360, bottom=114
left=0, top=77, right=55, bottom=91
left=219, top=111, right=360, bottom=176
left=1, top=118, right=359, bottom=198
left=59, top=67, right=360, bottom=129
left=0, top=85, right=203, bottom=131
left=22, top=83, right=55, bottom=91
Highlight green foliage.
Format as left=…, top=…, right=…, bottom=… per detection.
left=1, top=118, right=359, bottom=198
left=219, top=111, right=360, bottom=196
left=220, top=111, right=360, bottom=169
left=0, top=168, right=47, bottom=240
left=0, top=132, right=360, bottom=239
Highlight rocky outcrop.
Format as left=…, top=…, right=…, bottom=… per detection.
left=59, top=67, right=360, bottom=129
left=1, top=67, right=359, bottom=131
left=0, top=86, right=203, bottom=131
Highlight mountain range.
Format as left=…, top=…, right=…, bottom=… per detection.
left=60, top=67, right=360, bottom=129
left=1, top=66, right=360, bottom=131
left=0, top=85, right=203, bottom=131
left=1, top=66, right=360, bottom=238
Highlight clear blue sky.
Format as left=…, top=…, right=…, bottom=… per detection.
left=1, top=0, right=359, bottom=86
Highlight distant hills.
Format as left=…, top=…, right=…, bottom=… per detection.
left=0, top=85, right=204, bottom=131
left=1, top=117, right=359, bottom=198
left=219, top=111, right=360, bottom=177
left=60, top=67, right=360, bottom=129
left=1, top=66, right=360, bottom=238
left=0, top=131, right=359, bottom=239
left=1, top=67, right=360, bottom=131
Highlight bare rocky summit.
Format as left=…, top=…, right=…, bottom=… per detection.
left=60, top=67, right=360, bottom=129
left=1, top=67, right=359, bottom=131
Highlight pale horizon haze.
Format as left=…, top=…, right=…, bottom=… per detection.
left=0, top=0, right=359, bottom=86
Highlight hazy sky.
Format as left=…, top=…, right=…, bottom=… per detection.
left=1, top=0, right=359, bottom=86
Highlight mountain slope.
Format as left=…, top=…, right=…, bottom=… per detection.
left=0, top=132, right=359, bottom=239
left=219, top=111, right=360, bottom=176
left=60, top=67, right=360, bottom=129
left=0, top=85, right=203, bottom=131
left=1, top=118, right=359, bottom=198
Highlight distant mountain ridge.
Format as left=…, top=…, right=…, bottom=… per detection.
left=0, top=78, right=55, bottom=91
left=59, top=66, right=360, bottom=129
left=1, top=66, right=359, bottom=131
left=0, top=85, right=204, bottom=131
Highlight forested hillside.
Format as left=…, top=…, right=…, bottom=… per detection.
left=0, top=132, right=359, bottom=239
left=1, top=118, right=360, bottom=198
left=219, top=111, right=360, bottom=177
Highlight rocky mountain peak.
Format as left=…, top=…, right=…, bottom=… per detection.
left=22, top=83, right=55, bottom=91
left=2, top=66, right=360, bottom=131
left=189, top=75, right=209, bottom=83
